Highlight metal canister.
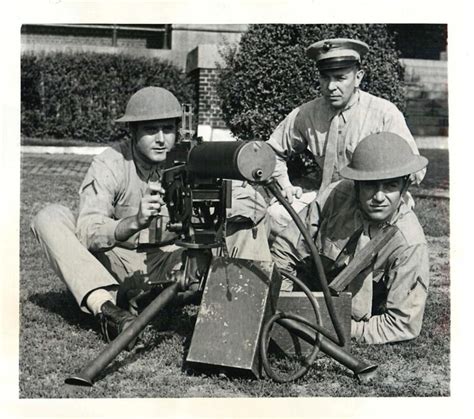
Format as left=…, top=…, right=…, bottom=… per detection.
left=187, top=141, right=276, bottom=182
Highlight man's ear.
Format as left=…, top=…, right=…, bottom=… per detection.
left=354, top=68, right=365, bottom=88
left=128, top=122, right=137, bottom=141
left=401, top=176, right=412, bottom=198
left=354, top=181, right=361, bottom=202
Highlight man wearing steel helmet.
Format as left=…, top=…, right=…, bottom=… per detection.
left=266, top=38, right=425, bottom=237
left=31, top=87, right=270, bottom=348
left=271, top=132, right=429, bottom=344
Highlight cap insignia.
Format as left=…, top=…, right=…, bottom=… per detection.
left=322, top=42, right=332, bottom=52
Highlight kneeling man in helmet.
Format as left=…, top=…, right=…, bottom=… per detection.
left=31, top=87, right=270, bottom=348
left=271, top=132, right=429, bottom=344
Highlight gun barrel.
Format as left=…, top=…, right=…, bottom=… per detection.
left=65, top=282, right=180, bottom=386
left=276, top=317, right=377, bottom=379
left=187, top=141, right=276, bottom=182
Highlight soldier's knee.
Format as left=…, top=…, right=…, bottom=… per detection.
left=31, top=204, right=74, bottom=237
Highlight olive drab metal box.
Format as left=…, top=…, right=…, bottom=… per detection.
left=186, top=257, right=281, bottom=377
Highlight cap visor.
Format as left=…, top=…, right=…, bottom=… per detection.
left=317, top=57, right=359, bottom=71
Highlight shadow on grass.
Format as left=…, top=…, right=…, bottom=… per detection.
left=93, top=334, right=180, bottom=384
left=28, top=289, right=202, bottom=384
left=28, top=290, right=98, bottom=333
left=27, top=289, right=199, bottom=349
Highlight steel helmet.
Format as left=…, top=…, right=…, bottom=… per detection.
left=115, top=86, right=182, bottom=123
left=339, top=132, right=428, bottom=181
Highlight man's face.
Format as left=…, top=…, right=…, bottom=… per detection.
left=132, top=118, right=177, bottom=164
left=319, top=66, right=364, bottom=110
left=357, top=177, right=406, bottom=224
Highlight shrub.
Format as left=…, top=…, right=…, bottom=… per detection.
left=217, top=24, right=405, bottom=142
left=21, top=52, right=194, bottom=142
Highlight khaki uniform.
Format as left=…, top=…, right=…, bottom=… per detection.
left=31, top=139, right=271, bottom=313
left=267, top=90, right=425, bottom=190
left=271, top=180, right=429, bottom=344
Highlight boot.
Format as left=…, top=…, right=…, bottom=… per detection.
left=97, top=301, right=138, bottom=351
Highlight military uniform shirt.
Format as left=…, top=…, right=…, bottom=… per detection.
left=271, top=180, right=430, bottom=344
left=267, top=90, right=425, bottom=189
left=76, top=139, right=177, bottom=252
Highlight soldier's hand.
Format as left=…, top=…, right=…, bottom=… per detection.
left=136, top=182, right=165, bottom=229
left=282, top=185, right=303, bottom=204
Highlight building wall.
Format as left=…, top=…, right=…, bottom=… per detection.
left=185, top=44, right=234, bottom=141
left=21, top=24, right=247, bottom=71
left=21, top=29, right=177, bottom=64
left=402, top=59, right=448, bottom=137
left=171, top=24, right=247, bottom=69
left=195, top=68, right=227, bottom=129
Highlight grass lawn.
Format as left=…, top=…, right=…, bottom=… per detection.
left=19, top=150, right=450, bottom=398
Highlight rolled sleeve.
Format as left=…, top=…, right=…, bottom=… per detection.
left=352, top=243, right=429, bottom=344
left=76, top=156, right=122, bottom=252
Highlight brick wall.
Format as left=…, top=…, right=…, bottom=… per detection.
left=195, top=68, right=227, bottom=129
left=186, top=45, right=229, bottom=139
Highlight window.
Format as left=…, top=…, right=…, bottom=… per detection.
left=21, top=24, right=172, bottom=50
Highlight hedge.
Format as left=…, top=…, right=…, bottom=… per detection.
left=21, top=52, right=195, bottom=143
left=217, top=24, right=405, bottom=143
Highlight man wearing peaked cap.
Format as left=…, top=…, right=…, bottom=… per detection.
left=266, top=37, right=425, bottom=237
left=30, top=86, right=271, bottom=350
left=271, top=132, right=430, bottom=344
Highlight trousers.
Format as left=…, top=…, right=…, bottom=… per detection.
left=31, top=204, right=272, bottom=313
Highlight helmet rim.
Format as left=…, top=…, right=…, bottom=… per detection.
left=115, top=86, right=182, bottom=123
left=339, top=132, right=428, bottom=181
left=340, top=156, right=428, bottom=181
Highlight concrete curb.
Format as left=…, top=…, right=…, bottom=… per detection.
left=412, top=190, right=449, bottom=200
left=22, top=145, right=107, bottom=155
left=414, top=137, right=449, bottom=150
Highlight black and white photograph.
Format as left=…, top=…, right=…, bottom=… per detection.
left=1, top=0, right=470, bottom=417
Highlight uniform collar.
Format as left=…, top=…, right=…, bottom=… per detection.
left=323, top=89, right=361, bottom=122
left=339, top=89, right=360, bottom=122
left=342, top=89, right=360, bottom=113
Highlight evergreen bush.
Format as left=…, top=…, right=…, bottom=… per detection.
left=21, top=52, right=194, bottom=142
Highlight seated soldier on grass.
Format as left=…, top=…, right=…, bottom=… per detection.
left=31, top=86, right=270, bottom=349
left=271, top=132, right=429, bottom=344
